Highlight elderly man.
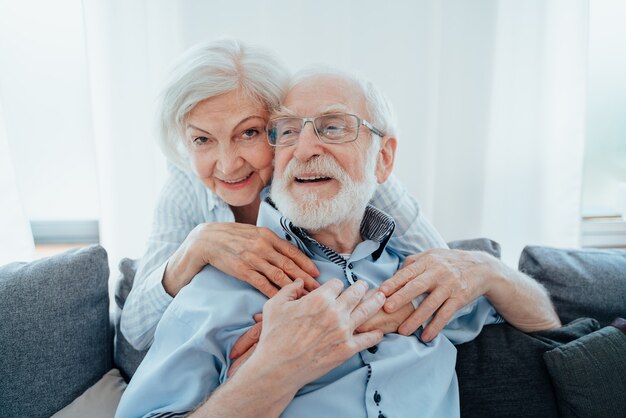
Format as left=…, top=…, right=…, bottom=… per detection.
left=116, top=70, right=559, bottom=418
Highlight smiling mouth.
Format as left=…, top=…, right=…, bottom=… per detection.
left=220, top=173, right=253, bottom=184
left=295, top=176, right=333, bottom=183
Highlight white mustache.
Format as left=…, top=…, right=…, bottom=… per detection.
left=281, top=155, right=349, bottom=183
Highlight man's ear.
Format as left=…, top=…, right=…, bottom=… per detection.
left=375, top=135, right=397, bottom=184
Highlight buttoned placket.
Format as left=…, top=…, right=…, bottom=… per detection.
left=274, top=204, right=396, bottom=418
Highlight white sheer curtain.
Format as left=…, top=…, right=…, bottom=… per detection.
left=0, top=99, right=34, bottom=264
left=82, top=0, right=180, bottom=273
left=82, top=0, right=588, bottom=271
left=422, top=0, right=588, bottom=265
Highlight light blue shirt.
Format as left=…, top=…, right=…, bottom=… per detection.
left=116, top=199, right=501, bottom=418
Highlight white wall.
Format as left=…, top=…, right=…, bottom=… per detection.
left=583, top=0, right=626, bottom=215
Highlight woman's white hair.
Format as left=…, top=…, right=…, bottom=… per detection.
left=159, top=39, right=290, bottom=170
left=289, top=66, right=397, bottom=137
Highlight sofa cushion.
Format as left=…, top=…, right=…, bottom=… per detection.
left=447, top=238, right=501, bottom=259
left=51, top=368, right=127, bottom=418
left=519, top=246, right=626, bottom=326
left=543, top=319, right=626, bottom=418
left=456, top=317, right=600, bottom=418
left=0, top=245, right=112, bottom=418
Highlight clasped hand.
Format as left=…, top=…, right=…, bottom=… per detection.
left=229, top=279, right=386, bottom=388
left=230, top=248, right=494, bottom=371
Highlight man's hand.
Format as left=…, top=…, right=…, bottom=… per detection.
left=379, top=249, right=491, bottom=341
left=228, top=279, right=385, bottom=390
left=229, top=298, right=413, bottom=377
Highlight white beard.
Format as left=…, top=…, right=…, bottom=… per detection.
left=271, top=144, right=379, bottom=232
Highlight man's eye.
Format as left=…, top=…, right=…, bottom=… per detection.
left=281, top=128, right=297, bottom=135
left=321, top=124, right=346, bottom=136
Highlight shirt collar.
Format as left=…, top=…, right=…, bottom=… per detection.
left=259, top=196, right=395, bottom=262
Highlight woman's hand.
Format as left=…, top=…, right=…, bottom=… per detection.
left=356, top=294, right=415, bottom=334
left=232, top=279, right=384, bottom=391
left=379, top=249, right=490, bottom=341
left=163, top=222, right=320, bottom=297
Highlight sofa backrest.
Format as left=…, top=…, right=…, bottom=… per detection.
left=0, top=245, right=112, bottom=418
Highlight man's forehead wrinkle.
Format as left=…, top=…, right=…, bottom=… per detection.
left=282, top=77, right=366, bottom=118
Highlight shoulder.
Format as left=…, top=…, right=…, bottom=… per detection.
left=156, top=163, right=225, bottom=221
left=161, top=163, right=205, bottom=202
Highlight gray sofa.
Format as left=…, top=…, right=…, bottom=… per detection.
left=1, top=240, right=625, bottom=418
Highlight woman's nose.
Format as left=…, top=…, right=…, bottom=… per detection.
left=216, top=144, right=244, bottom=174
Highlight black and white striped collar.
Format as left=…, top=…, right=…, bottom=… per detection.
left=266, top=197, right=395, bottom=262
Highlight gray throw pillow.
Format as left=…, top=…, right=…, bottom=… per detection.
left=0, top=245, right=112, bottom=418
left=447, top=238, right=501, bottom=259
left=113, top=258, right=148, bottom=381
left=543, top=320, right=626, bottom=418
left=519, top=246, right=626, bottom=326
left=455, top=318, right=600, bottom=418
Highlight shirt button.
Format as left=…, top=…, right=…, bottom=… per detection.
left=368, top=345, right=378, bottom=354
left=374, top=391, right=382, bottom=403
left=348, top=263, right=353, bottom=269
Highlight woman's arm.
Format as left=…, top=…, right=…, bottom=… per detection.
left=380, top=249, right=561, bottom=340
left=371, top=175, right=560, bottom=340
left=120, top=165, right=206, bottom=349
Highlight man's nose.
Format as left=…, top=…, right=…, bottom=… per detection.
left=293, top=121, right=324, bottom=161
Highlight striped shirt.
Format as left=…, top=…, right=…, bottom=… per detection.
left=120, top=164, right=447, bottom=350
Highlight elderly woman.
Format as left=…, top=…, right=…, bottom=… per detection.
left=121, top=39, right=559, bottom=352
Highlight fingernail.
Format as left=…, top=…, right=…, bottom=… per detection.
left=353, top=280, right=366, bottom=292
left=375, top=291, right=385, bottom=302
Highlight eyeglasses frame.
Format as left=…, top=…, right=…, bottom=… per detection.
left=267, top=113, right=385, bottom=147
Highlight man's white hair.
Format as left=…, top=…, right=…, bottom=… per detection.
left=288, top=66, right=398, bottom=137
left=158, top=39, right=290, bottom=170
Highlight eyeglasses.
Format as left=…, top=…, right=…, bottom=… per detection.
left=267, top=113, right=385, bottom=147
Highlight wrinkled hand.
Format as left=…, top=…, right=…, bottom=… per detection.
left=164, top=222, right=320, bottom=297
left=356, top=293, right=415, bottom=334
left=379, top=249, right=491, bottom=341
left=230, top=294, right=413, bottom=375
left=233, top=279, right=385, bottom=391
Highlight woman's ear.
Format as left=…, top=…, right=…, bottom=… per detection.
left=375, top=135, right=397, bottom=184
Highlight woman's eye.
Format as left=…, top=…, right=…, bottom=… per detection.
left=193, top=136, right=211, bottom=144
left=242, top=129, right=259, bottom=139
